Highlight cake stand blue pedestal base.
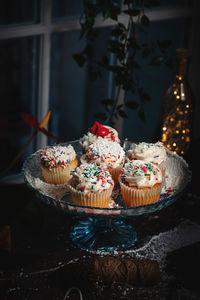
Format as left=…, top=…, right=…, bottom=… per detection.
left=70, top=217, right=137, bottom=252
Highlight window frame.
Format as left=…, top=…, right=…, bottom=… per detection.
left=0, top=0, right=193, bottom=148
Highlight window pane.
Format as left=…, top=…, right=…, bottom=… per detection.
left=123, top=17, right=191, bottom=142
left=159, top=0, right=192, bottom=8
left=51, top=0, right=192, bottom=21
left=49, top=27, right=113, bottom=143
left=0, top=36, right=39, bottom=176
left=49, top=16, right=190, bottom=144
left=52, top=0, right=83, bottom=21
left=0, top=0, right=40, bottom=26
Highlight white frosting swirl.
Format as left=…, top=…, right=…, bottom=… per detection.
left=81, top=125, right=120, bottom=150
left=128, top=142, right=167, bottom=165
left=70, top=163, right=114, bottom=192
left=121, top=160, right=162, bottom=188
left=82, top=139, right=125, bottom=168
left=40, top=145, right=76, bottom=168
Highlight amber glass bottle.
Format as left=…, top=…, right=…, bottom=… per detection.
left=161, top=48, right=193, bottom=156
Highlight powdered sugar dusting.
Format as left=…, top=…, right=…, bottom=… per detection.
left=40, top=144, right=76, bottom=168
left=89, top=140, right=125, bottom=158
left=23, top=141, right=191, bottom=213
left=126, top=221, right=200, bottom=267
left=92, top=220, right=200, bottom=283
left=34, top=178, right=69, bottom=200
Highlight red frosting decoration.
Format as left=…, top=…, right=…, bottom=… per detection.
left=90, top=122, right=111, bottom=138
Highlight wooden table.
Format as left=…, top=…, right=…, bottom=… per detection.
left=0, top=172, right=200, bottom=300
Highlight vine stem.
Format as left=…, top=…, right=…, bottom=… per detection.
left=107, top=12, right=133, bottom=125
left=108, top=1, right=145, bottom=126
left=107, top=84, right=121, bottom=125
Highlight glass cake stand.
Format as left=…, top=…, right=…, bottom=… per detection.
left=22, top=140, right=192, bottom=252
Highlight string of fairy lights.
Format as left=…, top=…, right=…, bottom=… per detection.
left=161, top=74, right=192, bottom=156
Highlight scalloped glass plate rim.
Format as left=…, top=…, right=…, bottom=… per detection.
left=22, top=139, right=192, bottom=214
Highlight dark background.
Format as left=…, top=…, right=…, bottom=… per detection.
left=1, top=1, right=200, bottom=299
left=0, top=0, right=200, bottom=177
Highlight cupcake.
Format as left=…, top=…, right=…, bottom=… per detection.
left=80, top=121, right=120, bottom=151
left=81, top=139, right=125, bottom=184
left=127, top=142, right=167, bottom=177
left=119, top=160, right=163, bottom=207
left=40, top=144, right=78, bottom=184
left=67, top=163, right=114, bottom=208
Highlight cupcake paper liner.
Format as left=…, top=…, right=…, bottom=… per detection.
left=119, top=176, right=162, bottom=207
left=41, top=158, right=78, bottom=184
left=108, top=165, right=123, bottom=184
left=67, top=184, right=114, bottom=208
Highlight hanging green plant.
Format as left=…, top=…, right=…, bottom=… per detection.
left=73, top=0, right=171, bottom=125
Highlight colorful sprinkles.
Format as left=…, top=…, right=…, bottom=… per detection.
left=85, top=139, right=125, bottom=167
left=71, top=163, right=114, bottom=193
left=40, top=145, right=76, bottom=169
left=121, top=160, right=162, bottom=188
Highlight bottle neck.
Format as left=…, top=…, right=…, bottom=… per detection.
left=174, top=54, right=188, bottom=82
left=174, top=48, right=189, bottom=78
left=176, top=59, right=187, bottom=76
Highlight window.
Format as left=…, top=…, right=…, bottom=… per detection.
left=0, top=0, right=194, bottom=177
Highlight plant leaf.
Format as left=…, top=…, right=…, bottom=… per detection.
left=124, top=0, right=134, bottom=5
left=107, top=65, right=124, bottom=73
left=144, top=0, right=160, bottom=8
left=141, top=15, right=150, bottom=27
left=125, top=101, right=139, bottom=109
left=149, top=55, right=164, bottom=66
left=83, top=43, right=93, bottom=57
left=118, top=110, right=128, bottom=118
left=88, top=65, right=101, bottom=81
left=116, top=103, right=124, bottom=110
left=126, top=60, right=140, bottom=69
left=72, top=53, right=85, bottom=67
left=123, top=8, right=140, bottom=16
left=111, top=27, right=124, bottom=37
